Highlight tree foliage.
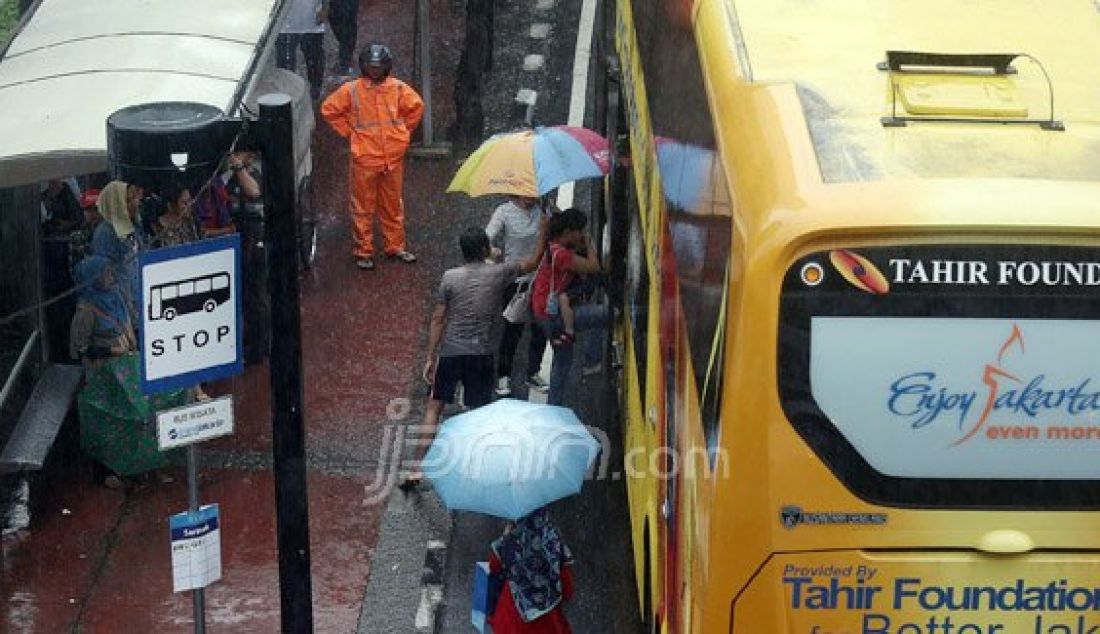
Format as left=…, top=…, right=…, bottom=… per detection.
left=0, top=0, right=18, bottom=46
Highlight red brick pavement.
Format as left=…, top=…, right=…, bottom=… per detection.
left=2, top=0, right=465, bottom=630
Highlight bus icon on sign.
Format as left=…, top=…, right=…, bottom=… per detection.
left=148, top=272, right=231, bottom=321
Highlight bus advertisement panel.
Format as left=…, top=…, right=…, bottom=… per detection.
left=737, top=551, right=1100, bottom=633
left=779, top=244, right=1100, bottom=509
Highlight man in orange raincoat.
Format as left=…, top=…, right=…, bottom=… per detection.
left=321, top=43, right=424, bottom=270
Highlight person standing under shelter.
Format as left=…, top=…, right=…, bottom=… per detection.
left=41, top=178, right=82, bottom=234
left=487, top=195, right=549, bottom=396
left=70, top=256, right=181, bottom=489
left=222, top=152, right=269, bottom=365
left=150, top=183, right=201, bottom=249
left=321, top=43, right=423, bottom=270
left=276, top=0, right=327, bottom=101
left=91, top=180, right=144, bottom=324
left=68, top=188, right=102, bottom=276
left=400, top=224, right=547, bottom=489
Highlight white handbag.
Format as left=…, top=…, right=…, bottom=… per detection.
left=502, top=279, right=533, bottom=324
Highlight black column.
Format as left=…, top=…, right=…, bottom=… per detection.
left=258, top=94, right=314, bottom=633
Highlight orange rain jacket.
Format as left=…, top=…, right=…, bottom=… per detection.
left=321, top=76, right=424, bottom=171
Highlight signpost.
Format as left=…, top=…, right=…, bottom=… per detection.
left=114, top=96, right=314, bottom=632
left=139, top=234, right=242, bottom=395
left=156, top=395, right=235, bottom=634
left=157, top=396, right=234, bottom=450
left=141, top=236, right=242, bottom=634
left=409, top=0, right=450, bottom=158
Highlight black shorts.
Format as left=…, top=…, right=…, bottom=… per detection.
left=431, top=354, right=494, bottom=407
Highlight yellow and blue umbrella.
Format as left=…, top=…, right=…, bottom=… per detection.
left=447, top=126, right=610, bottom=197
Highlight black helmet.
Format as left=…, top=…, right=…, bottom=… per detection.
left=359, top=44, right=393, bottom=78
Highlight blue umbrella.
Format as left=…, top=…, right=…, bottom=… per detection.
left=422, top=399, right=600, bottom=520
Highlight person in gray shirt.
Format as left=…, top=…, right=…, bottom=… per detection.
left=401, top=223, right=547, bottom=489
left=486, top=195, right=550, bottom=396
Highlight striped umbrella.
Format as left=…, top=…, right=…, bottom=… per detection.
left=447, top=125, right=609, bottom=197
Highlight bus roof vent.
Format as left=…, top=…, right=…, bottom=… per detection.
left=878, top=51, right=1064, bottom=131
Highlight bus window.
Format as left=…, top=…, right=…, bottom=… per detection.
left=195, top=278, right=211, bottom=294
left=161, top=285, right=177, bottom=300
left=779, top=244, right=1100, bottom=509
left=178, top=281, right=194, bottom=297
left=636, top=0, right=733, bottom=456
left=213, top=274, right=229, bottom=290
left=666, top=152, right=731, bottom=459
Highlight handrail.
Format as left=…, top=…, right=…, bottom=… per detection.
left=0, top=329, right=40, bottom=415
left=878, top=51, right=1020, bottom=75
left=879, top=50, right=1064, bottom=131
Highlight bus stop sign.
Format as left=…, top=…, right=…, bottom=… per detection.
left=140, top=235, right=242, bottom=394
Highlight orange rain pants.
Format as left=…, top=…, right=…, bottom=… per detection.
left=350, top=163, right=405, bottom=258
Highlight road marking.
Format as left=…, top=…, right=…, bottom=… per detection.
left=523, top=54, right=546, bottom=71
left=556, top=0, right=598, bottom=210
left=535, top=0, right=556, bottom=9
left=414, top=586, right=442, bottom=630
left=414, top=540, right=446, bottom=630
left=516, top=88, right=538, bottom=106
left=530, top=22, right=552, bottom=39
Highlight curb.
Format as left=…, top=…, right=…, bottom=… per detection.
left=356, top=485, right=453, bottom=633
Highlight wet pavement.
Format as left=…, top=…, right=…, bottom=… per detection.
left=359, top=0, right=643, bottom=632
left=3, top=0, right=459, bottom=630
left=2, top=0, right=642, bottom=631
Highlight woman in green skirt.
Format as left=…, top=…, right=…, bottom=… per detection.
left=70, top=255, right=185, bottom=488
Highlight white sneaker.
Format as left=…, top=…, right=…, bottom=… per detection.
left=525, top=374, right=550, bottom=392
left=495, top=377, right=512, bottom=396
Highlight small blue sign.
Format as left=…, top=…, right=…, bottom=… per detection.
left=169, top=503, right=222, bottom=592
left=169, top=504, right=220, bottom=539
left=140, top=234, right=243, bottom=394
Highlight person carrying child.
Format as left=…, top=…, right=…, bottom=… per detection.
left=530, top=209, right=607, bottom=406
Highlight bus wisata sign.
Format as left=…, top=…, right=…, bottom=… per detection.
left=140, top=235, right=242, bottom=394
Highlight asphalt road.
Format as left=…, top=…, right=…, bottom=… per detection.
left=356, top=0, right=644, bottom=631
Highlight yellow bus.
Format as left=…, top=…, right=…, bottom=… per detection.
left=599, top=0, right=1100, bottom=632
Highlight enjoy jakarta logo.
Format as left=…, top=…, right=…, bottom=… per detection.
left=886, top=324, right=1100, bottom=446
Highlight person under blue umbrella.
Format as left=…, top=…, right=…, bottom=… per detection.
left=487, top=507, right=575, bottom=633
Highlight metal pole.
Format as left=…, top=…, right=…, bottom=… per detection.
left=418, top=0, right=433, bottom=145
left=409, top=0, right=449, bottom=157
left=258, top=93, right=314, bottom=633
left=187, top=445, right=206, bottom=634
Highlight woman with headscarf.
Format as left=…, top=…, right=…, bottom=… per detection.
left=487, top=507, right=575, bottom=633
left=70, top=255, right=181, bottom=488
left=69, top=255, right=136, bottom=363
left=91, top=180, right=144, bottom=323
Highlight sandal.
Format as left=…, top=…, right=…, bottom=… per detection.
left=398, top=474, right=423, bottom=492
left=356, top=257, right=375, bottom=270
left=390, top=250, right=417, bottom=263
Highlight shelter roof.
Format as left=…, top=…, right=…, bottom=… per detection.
left=0, top=0, right=282, bottom=187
